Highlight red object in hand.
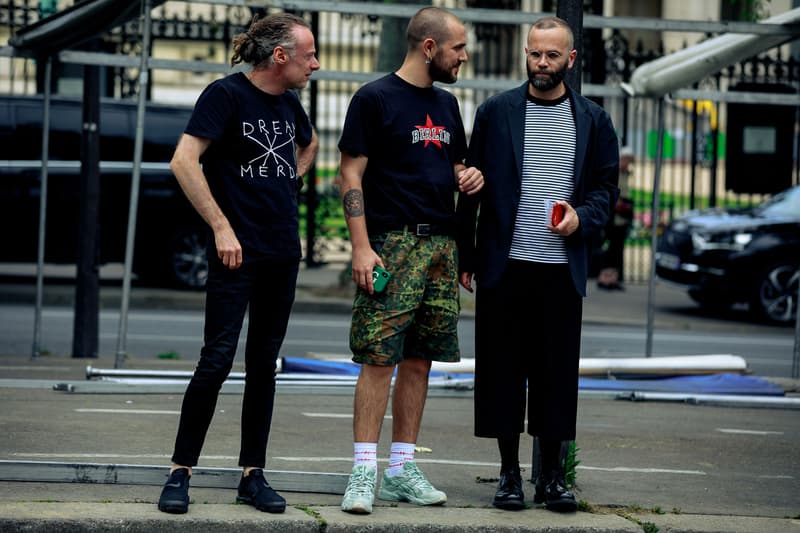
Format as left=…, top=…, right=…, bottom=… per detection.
left=551, top=203, right=564, bottom=226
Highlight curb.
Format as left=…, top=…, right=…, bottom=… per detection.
left=0, top=503, right=797, bottom=532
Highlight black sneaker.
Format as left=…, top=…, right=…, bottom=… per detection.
left=492, top=467, right=525, bottom=510
left=236, top=469, right=286, bottom=513
left=158, top=468, right=190, bottom=514
left=534, top=470, right=577, bottom=513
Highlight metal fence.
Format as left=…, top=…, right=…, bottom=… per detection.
left=2, top=0, right=799, bottom=281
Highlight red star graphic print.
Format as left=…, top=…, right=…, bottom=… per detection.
left=415, top=114, right=446, bottom=149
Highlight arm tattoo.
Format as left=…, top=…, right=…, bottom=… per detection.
left=343, top=189, right=364, bottom=217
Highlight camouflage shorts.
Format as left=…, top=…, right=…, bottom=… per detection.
left=350, top=231, right=461, bottom=366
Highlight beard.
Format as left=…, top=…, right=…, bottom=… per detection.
left=429, top=52, right=460, bottom=84
left=527, top=60, right=569, bottom=92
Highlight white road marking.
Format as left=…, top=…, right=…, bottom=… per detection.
left=96, top=333, right=342, bottom=347
left=74, top=408, right=180, bottom=415
left=577, top=465, right=706, bottom=475
left=302, top=412, right=391, bottom=419
left=1, top=453, right=715, bottom=476
left=41, top=309, right=349, bottom=328
left=9, top=453, right=235, bottom=460
left=0, top=366, right=72, bottom=371
left=581, top=328, right=792, bottom=347
left=716, top=428, right=783, bottom=436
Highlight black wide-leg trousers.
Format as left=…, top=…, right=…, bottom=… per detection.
left=474, top=259, right=582, bottom=441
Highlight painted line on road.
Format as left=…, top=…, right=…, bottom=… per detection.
left=577, top=465, right=706, bottom=475
left=0, top=365, right=72, bottom=371
left=8, top=453, right=235, bottom=460
left=74, top=408, right=180, bottom=415
left=4, top=452, right=712, bottom=476
left=96, top=332, right=344, bottom=347
left=716, top=428, right=783, bottom=436
left=271, top=457, right=708, bottom=476
left=581, top=328, right=792, bottom=347
left=41, top=309, right=350, bottom=328
left=302, top=412, right=392, bottom=419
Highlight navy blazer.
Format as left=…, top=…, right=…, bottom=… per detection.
left=456, top=82, right=619, bottom=297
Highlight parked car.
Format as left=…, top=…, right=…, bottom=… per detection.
left=656, top=185, right=800, bottom=325
left=0, top=94, right=209, bottom=289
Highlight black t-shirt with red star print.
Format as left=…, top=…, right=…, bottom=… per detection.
left=184, top=72, right=313, bottom=262
left=338, top=73, right=468, bottom=235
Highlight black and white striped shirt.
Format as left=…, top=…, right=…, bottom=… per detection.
left=509, top=93, right=575, bottom=264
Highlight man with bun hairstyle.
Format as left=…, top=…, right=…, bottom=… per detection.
left=157, top=12, right=319, bottom=515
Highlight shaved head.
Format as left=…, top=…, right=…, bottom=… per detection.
left=406, top=7, right=462, bottom=50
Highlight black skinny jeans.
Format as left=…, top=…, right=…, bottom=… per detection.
left=171, top=255, right=299, bottom=468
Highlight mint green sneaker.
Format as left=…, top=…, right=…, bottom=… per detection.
left=377, top=461, right=447, bottom=505
left=341, top=464, right=377, bottom=514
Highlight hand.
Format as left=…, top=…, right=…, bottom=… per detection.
left=214, top=226, right=243, bottom=269
left=457, top=166, right=484, bottom=195
left=459, top=271, right=474, bottom=293
left=546, top=201, right=580, bottom=236
left=351, top=246, right=383, bottom=294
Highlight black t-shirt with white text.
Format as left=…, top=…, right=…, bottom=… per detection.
left=185, top=72, right=313, bottom=262
left=338, top=73, right=468, bottom=234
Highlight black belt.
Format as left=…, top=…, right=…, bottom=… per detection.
left=371, top=223, right=453, bottom=237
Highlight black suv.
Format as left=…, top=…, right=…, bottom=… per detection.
left=656, top=185, right=800, bottom=325
left=0, top=94, right=209, bottom=288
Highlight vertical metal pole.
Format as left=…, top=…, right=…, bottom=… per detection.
left=708, top=101, right=719, bottom=208
left=645, top=98, right=665, bottom=359
left=32, top=56, right=52, bottom=360
left=556, top=0, right=583, bottom=94
left=115, top=0, right=152, bottom=368
left=305, top=10, right=319, bottom=268
left=72, top=55, right=101, bottom=360
left=793, top=269, right=799, bottom=379
left=794, top=95, right=800, bottom=380
left=689, top=100, right=698, bottom=210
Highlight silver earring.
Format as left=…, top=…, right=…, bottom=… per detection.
left=425, top=58, right=431, bottom=64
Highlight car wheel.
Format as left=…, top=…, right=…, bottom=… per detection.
left=169, top=227, right=208, bottom=289
left=751, top=262, right=799, bottom=325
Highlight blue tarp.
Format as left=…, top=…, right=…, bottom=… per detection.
left=281, top=358, right=783, bottom=396
left=282, top=356, right=465, bottom=379
left=579, top=373, right=784, bottom=396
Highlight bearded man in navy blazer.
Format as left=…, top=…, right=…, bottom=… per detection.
left=457, top=16, right=619, bottom=513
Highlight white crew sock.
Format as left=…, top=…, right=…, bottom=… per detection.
left=386, top=442, right=416, bottom=477
left=353, top=442, right=378, bottom=469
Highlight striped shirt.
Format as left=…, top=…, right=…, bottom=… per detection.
left=509, top=93, right=575, bottom=264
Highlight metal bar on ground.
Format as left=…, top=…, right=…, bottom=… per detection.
left=0, top=460, right=347, bottom=494
left=620, top=391, right=800, bottom=409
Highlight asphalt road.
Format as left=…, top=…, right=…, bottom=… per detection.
left=0, top=304, right=796, bottom=378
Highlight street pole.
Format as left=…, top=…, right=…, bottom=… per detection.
left=115, top=0, right=153, bottom=368
left=793, top=269, right=799, bottom=379
left=32, top=55, right=52, bottom=359
left=645, top=97, right=665, bottom=358
left=557, top=0, right=582, bottom=94
left=72, top=48, right=101, bottom=360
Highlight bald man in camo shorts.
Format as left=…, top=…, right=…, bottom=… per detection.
left=336, top=7, right=484, bottom=515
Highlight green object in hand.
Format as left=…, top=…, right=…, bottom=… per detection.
left=372, top=266, right=391, bottom=292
